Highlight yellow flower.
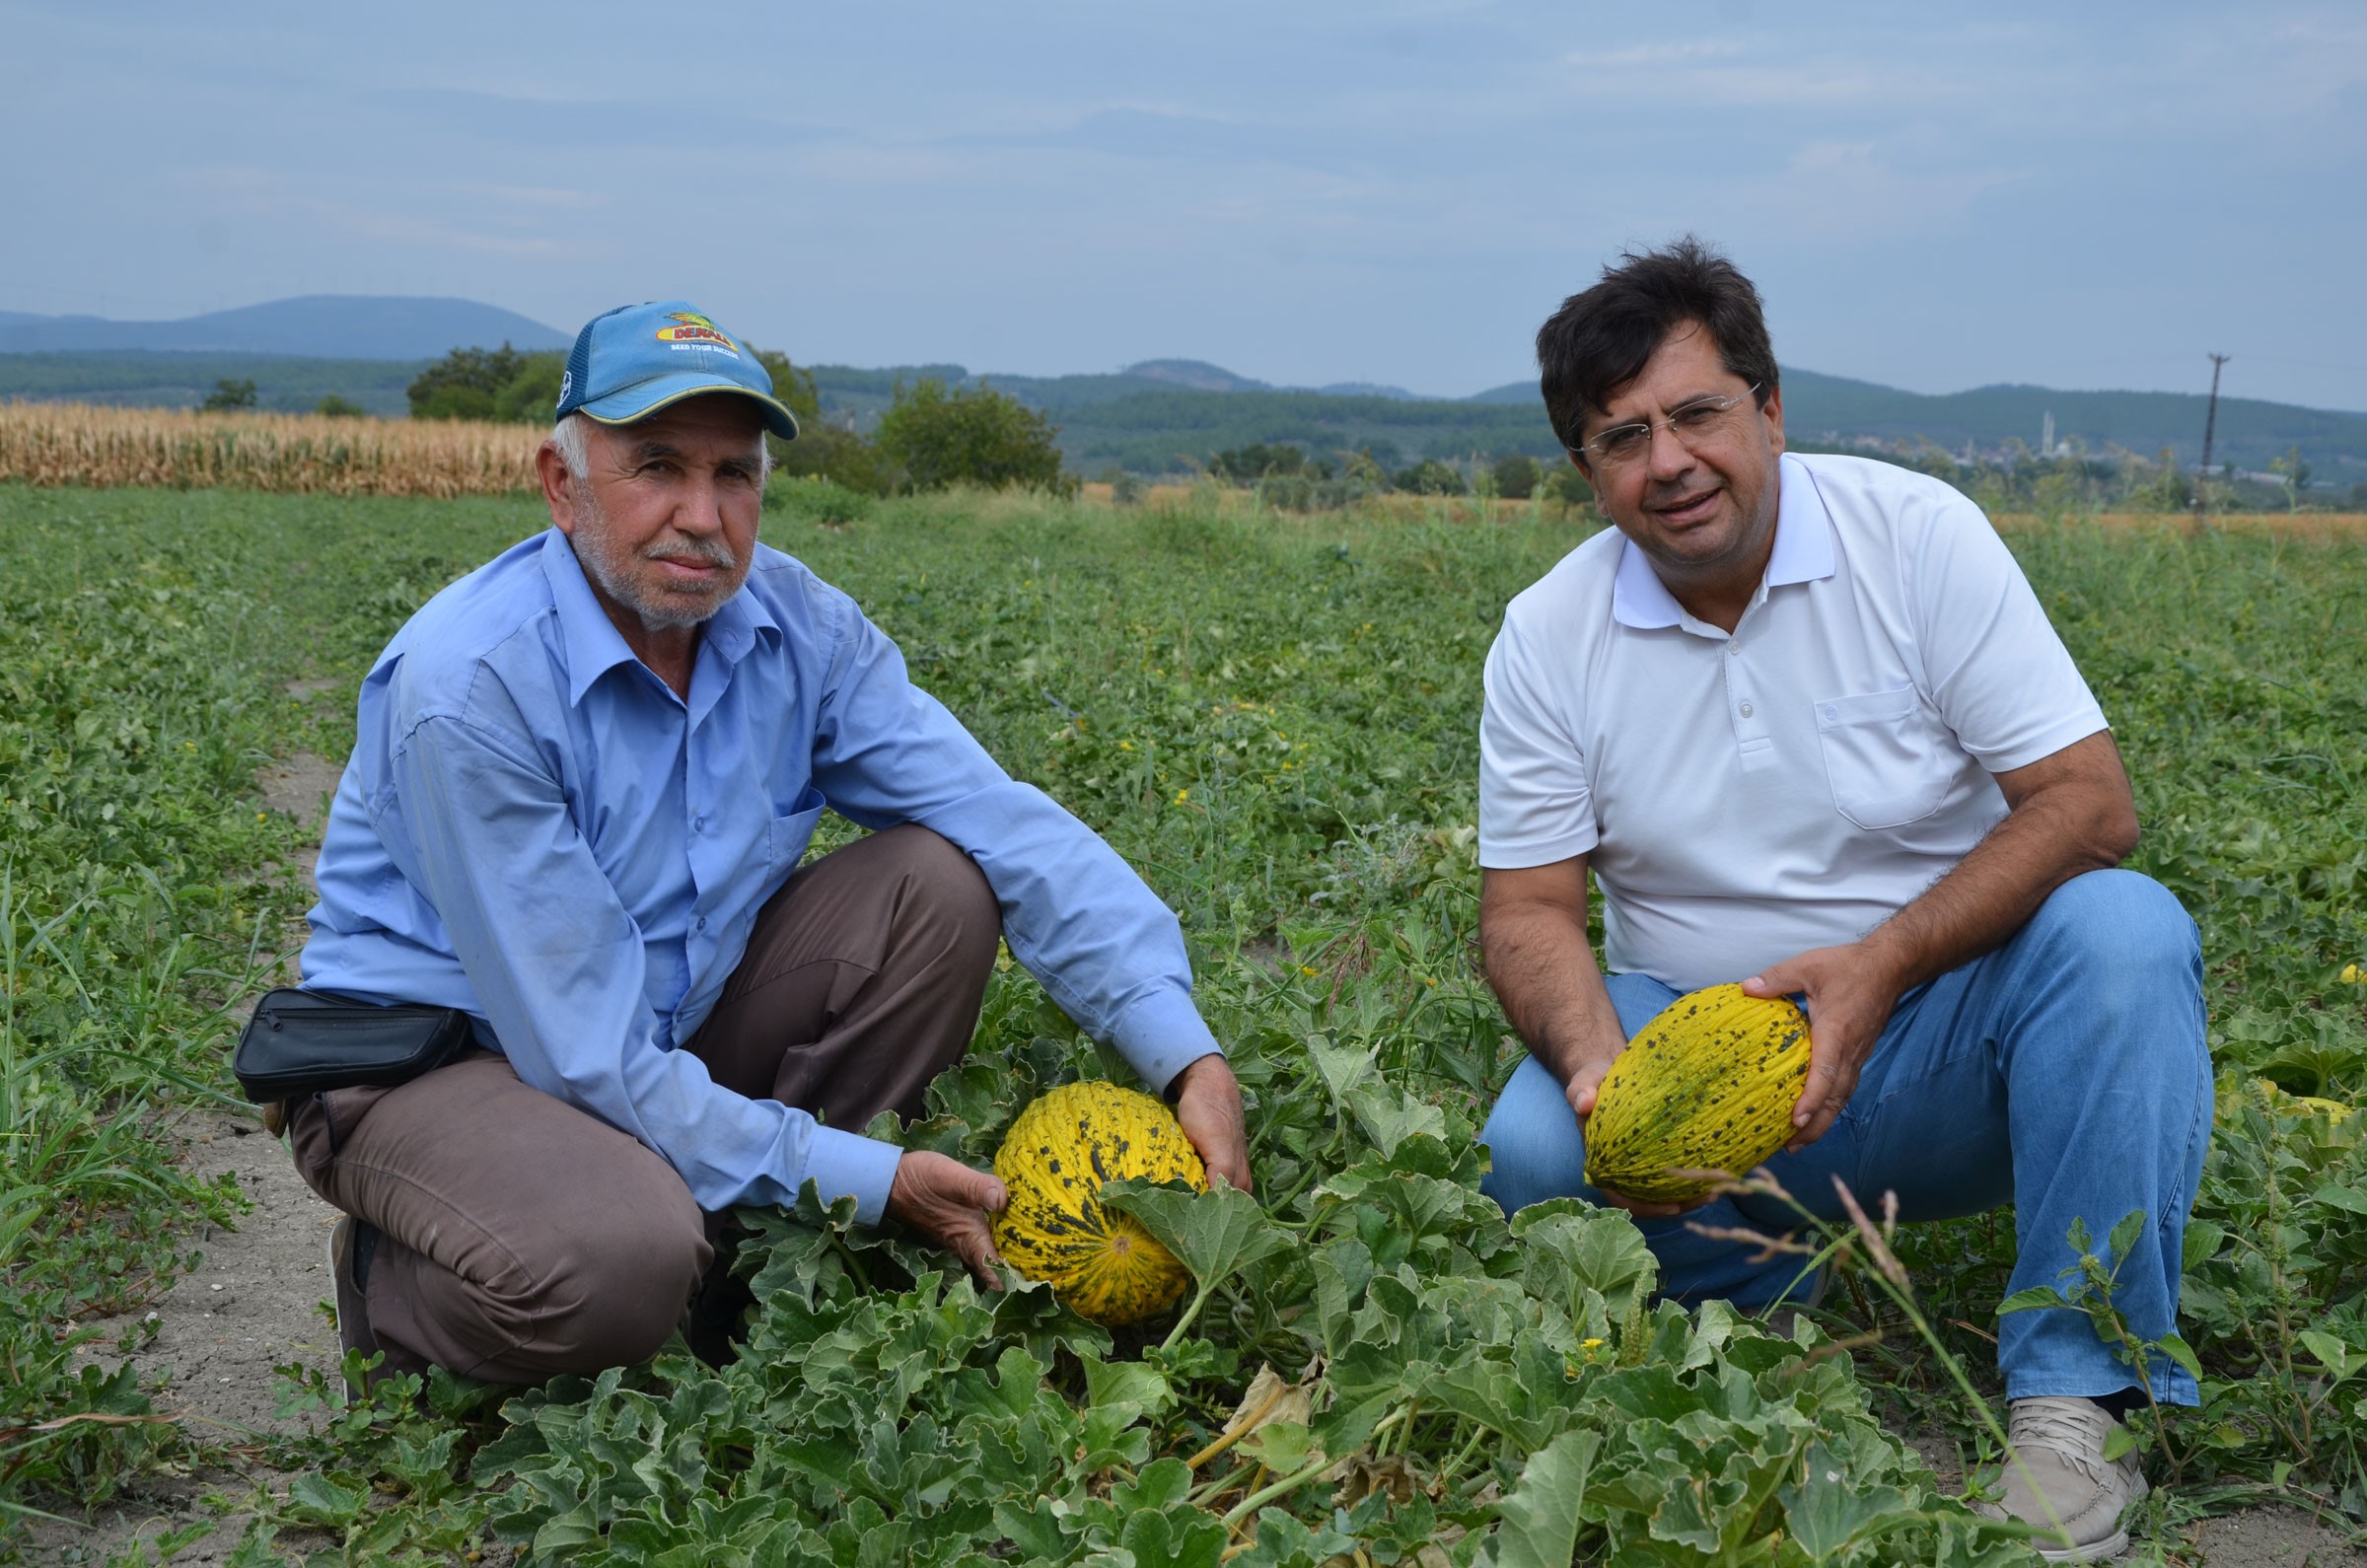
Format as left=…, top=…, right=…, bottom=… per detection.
left=1118, top=741, right=1133, bottom=751
left=2342, top=963, right=2366, bottom=985
left=1174, top=789, right=1190, bottom=805
left=1300, top=964, right=1320, bottom=977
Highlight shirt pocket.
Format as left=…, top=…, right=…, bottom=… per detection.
left=766, top=787, right=828, bottom=872
left=1813, top=686, right=1954, bottom=830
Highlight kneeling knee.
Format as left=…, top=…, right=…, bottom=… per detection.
left=519, top=1207, right=707, bottom=1373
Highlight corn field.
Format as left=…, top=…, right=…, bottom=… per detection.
left=0, top=400, right=543, bottom=497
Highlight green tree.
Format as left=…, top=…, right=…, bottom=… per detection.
left=490, top=352, right=567, bottom=424
left=315, top=393, right=368, bottom=419
left=1492, top=453, right=1542, bottom=500
left=2269, top=446, right=2311, bottom=512
left=873, top=379, right=1069, bottom=494
left=746, top=345, right=896, bottom=494
left=1393, top=458, right=1467, bottom=496
left=2126, top=447, right=2192, bottom=514
left=1544, top=463, right=1594, bottom=509
left=199, top=378, right=258, bottom=411
left=750, top=348, right=823, bottom=429
left=1209, top=443, right=1307, bottom=484
left=407, top=342, right=535, bottom=421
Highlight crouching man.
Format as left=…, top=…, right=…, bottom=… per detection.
left=288, top=300, right=1250, bottom=1388
left=1473, top=242, right=2208, bottom=1562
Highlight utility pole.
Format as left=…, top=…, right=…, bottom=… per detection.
left=2192, top=353, right=2230, bottom=533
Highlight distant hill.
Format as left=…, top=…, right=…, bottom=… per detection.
left=0, top=296, right=566, bottom=359
left=802, top=361, right=2367, bottom=477
left=0, top=300, right=2357, bottom=480
left=0, top=351, right=428, bottom=415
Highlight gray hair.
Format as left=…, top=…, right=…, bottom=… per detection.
left=547, top=407, right=773, bottom=484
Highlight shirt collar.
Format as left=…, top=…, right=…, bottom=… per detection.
left=1610, top=453, right=1836, bottom=630
left=539, top=529, right=780, bottom=707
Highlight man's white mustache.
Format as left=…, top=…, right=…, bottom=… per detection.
left=644, top=540, right=738, bottom=569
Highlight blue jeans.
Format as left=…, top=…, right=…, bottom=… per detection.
left=1477, top=870, right=2211, bottom=1404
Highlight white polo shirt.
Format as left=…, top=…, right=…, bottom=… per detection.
left=1478, top=452, right=2107, bottom=991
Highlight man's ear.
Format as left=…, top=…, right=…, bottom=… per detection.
left=537, top=441, right=580, bottom=537
left=1759, top=384, right=1786, bottom=457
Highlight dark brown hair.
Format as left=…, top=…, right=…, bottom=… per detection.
left=1536, top=237, right=1777, bottom=452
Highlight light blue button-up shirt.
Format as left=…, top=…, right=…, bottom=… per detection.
left=301, top=528, right=1221, bottom=1225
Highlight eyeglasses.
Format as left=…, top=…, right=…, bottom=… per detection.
left=1568, top=384, right=1762, bottom=468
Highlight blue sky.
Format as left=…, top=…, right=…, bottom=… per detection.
left=5, top=2, right=2362, bottom=408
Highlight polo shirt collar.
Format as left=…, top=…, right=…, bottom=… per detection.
left=539, top=528, right=779, bottom=707
left=1611, top=453, right=1836, bottom=630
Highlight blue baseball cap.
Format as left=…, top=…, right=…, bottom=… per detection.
left=554, top=300, right=800, bottom=440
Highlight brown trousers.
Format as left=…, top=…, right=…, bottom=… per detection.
left=287, top=824, right=998, bottom=1384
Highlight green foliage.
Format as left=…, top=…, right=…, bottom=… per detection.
left=1393, top=458, right=1467, bottom=496
left=313, top=393, right=368, bottom=419
left=5, top=486, right=2367, bottom=1556
left=1492, top=453, right=1542, bottom=501
left=405, top=342, right=562, bottom=423
left=198, top=378, right=257, bottom=411
left=874, top=379, right=1071, bottom=494
left=1210, top=443, right=1323, bottom=484
left=1544, top=462, right=1595, bottom=507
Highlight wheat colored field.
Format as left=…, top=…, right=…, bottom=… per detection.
left=0, top=401, right=544, bottom=498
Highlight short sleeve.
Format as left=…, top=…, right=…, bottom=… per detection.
left=1478, top=610, right=1600, bottom=868
left=1904, top=495, right=2108, bottom=772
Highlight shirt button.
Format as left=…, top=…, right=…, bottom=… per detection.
left=1739, top=702, right=1755, bottom=718
left=693, top=814, right=706, bottom=831
left=1724, top=643, right=1738, bottom=656
left=1822, top=705, right=1838, bottom=722
left=695, top=916, right=708, bottom=932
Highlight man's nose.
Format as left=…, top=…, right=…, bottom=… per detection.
left=1645, top=420, right=1693, bottom=481
left=672, top=473, right=727, bottom=534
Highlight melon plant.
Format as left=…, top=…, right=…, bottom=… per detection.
left=1585, top=982, right=1811, bottom=1203
left=992, top=1080, right=1206, bottom=1324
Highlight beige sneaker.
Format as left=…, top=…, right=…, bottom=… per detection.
left=1972, top=1396, right=2147, bottom=1562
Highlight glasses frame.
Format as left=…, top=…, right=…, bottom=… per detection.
left=1567, top=383, right=1763, bottom=468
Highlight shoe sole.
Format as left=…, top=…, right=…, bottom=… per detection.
left=2013, top=1471, right=2147, bottom=1562
left=2033, top=1526, right=2127, bottom=1563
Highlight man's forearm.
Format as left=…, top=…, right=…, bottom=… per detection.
left=1862, top=751, right=2137, bottom=992
left=1480, top=897, right=1628, bottom=1085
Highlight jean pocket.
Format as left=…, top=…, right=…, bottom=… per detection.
left=1813, top=686, right=1953, bottom=829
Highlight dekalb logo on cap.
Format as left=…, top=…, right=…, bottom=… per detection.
left=654, top=312, right=739, bottom=355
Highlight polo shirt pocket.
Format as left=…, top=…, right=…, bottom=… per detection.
left=1813, top=686, right=1952, bottom=829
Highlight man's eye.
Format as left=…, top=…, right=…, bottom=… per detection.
left=1597, top=426, right=1648, bottom=456
left=1672, top=403, right=1725, bottom=431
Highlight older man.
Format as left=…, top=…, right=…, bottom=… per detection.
left=1473, top=242, right=2207, bottom=1562
left=290, top=300, right=1249, bottom=1388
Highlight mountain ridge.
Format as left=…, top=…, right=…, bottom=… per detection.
left=0, top=296, right=567, bottom=359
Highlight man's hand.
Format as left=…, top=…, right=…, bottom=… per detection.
left=1742, top=942, right=1908, bottom=1150
left=1170, top=1054, right=1253, bottom=1194
left=886, top=1151, right=1008, bottom=1290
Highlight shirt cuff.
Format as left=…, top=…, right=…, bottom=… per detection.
left=804, top=1124, right=906, bottom=1228
left=1108, top=986, right=1224, bottom=1097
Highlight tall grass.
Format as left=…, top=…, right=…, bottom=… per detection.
left=0, top=402, right=542, bottom=497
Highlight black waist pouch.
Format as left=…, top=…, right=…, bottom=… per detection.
left=232, top=988, right=475, bottom=1103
